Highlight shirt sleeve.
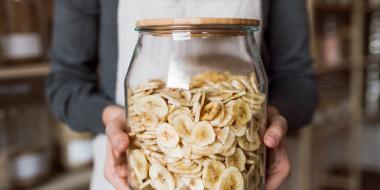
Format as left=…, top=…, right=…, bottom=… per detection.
left=46, top=0, right=112, bottom=133
left=264, top=0, right=317, bottom=130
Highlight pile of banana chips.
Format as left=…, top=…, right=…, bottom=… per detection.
left=126, top=71, right=266, bottom=190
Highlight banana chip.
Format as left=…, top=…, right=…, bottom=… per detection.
left=127, top=71, right=266, bottom=190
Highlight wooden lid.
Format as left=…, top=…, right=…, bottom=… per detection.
left=136, top=18, right=260, bottom=29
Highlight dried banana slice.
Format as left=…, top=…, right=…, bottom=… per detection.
left=141, top=112, right=159, bottom=128
left=140, top=180, right=155, bottom=190
left=167, top=160, right=202, bottom=175
left=135, top=80, right=165, bottom=93
left=190, top=71, right=230, bottom=88
left=129, top=169, right=142, bottom=189
left=216, top=166, right=244, bottom=190
left=190, top=121, right=216, bottom=147
left=208, top=154, right=226, bottom=161
left=182, top=145, right=192, bottom=159
left=219, top=100, right=236, bottom=127
left=246, top=126, right=259, bottom=143
left=201, top=101, right=223, bottom=121
left=174, top=174, right=186, bottom=189
left=128, top=149, right=149, bottom=182
left=230, top=79, right=246, bottom=90
left=185, top=178, right=204, bottom=190
left=211, top=102, right=226, bottom=126
left=167, top=107, right=192, bottom=123
left=142, top=144, right=161, bottom=152
left=192, top=91, right=205, bottom=122
left=230, top=124, right=247, bottom=137
left=158, top=144, right=184, bottom=159
left=242, top=93, right=265, bottom=106
left=146, top=154, right=166, bottom=166
left=247, top=164, right=260, bottom=188
left=206, top=89, right=233, bottom=102
left=249, top=72, right=260, bottom=93
left=180, top=170, right=203, bottom=179
left=157, top=123, right=180, bottom=148
left=130, top=92, right=149, bottom=104
left=140, top=139, right=157, bottom=146
left=145, top=151, right=169, bottom=166
left=233, top=75, right=254, bottom=93
left=133, top=95, right=169, bottom=118
left=167, top=157, right=183, bottom=164
left=129, top=114, right=142, bottom=123
left=129, top=123, right=146, bottom=133
left=181, top=90, right=193, bottom=103
left=149, top=163, right=176, bottom=190
left=221, top=91, right=246, bottom=104
left=220, top=141, right=237, bottom=157
left=136, top=132, right=157, bottom=140
left=219, top=130, right=237, bottom=156
left=191, top=141, right=223, bottom=156
left=225, top=148, right=246, bottom=171
left=160, top=89, right=191, bottom=107
left=202, top=159, right=226, bottom=189
left=215, top=126, right=230, bottom=144
left=237, top=136, right=260, bottom=152
left=233, top=99, right=252, bottom=126
left=171, top=114, right=194, bottom=142
left=245, top=151, right=260, bottom=167
left=192, top=102, right=202, bottom=122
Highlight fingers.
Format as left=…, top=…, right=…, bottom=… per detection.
left=113, top=149, right=129, bottom=177
left=264, top=111, right=287, bottom=148
left=106, top=118, right=129, bottom=155
left=105, top=141, right=130, bottom=190
left=105, top=117, right=129, bottom=177
left=265, top=142, right=291, bottom=190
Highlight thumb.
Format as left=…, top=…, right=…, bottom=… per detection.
left=264, top=114, right=287, bottom=148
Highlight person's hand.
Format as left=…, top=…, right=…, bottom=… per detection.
left=264, top=106, right=290, bottom=190
left=103, top=105, right=130, bottom=190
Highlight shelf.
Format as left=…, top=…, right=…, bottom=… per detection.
left=31, top=168, right=92, bottom=190
left=315, top=3, right=352, bottom=13
left=319, top=172, right=352, bottom=189
left=0, top=63, right=50, bottom=80
left=367, top=5, right=380, bottom=13
left=367, top=55, right=380, bottom=63
left=315, top=64, right=350, bottom=75
left=314, top=119, right=349, bottom=140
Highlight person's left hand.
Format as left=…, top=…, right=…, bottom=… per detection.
left=264, top=106, right=290, bottom=190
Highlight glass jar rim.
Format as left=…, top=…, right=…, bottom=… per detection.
left=135, top=18, right=260, bottom=32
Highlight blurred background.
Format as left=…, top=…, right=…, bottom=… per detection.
left=0, top=0, right=377, bottom=189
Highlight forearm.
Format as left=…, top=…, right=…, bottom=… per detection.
left=269, top=78, right=316, bottom=129
left=46, top=69, right=113, bottom=133
left=265, top=0, right=317, bottom=129
left=46, top=0, right=112, bottom=133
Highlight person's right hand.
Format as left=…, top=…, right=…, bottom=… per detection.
left=103, top=105, right=130, bottom=190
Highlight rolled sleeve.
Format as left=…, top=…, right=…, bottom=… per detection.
left=46, top=0, right=112, bottom=133
left=264, top=0, right=317, bottom=129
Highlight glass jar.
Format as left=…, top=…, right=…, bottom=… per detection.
left=7, top=106, right=52, bottom=188
left=57, top=123, right=94, bottom=171
left=125, top=18, right=267, bottom=190
left=0, top=0, right=46, bottom=64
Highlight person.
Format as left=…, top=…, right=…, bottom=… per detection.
left=46, top=0, right=316, bottom=190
